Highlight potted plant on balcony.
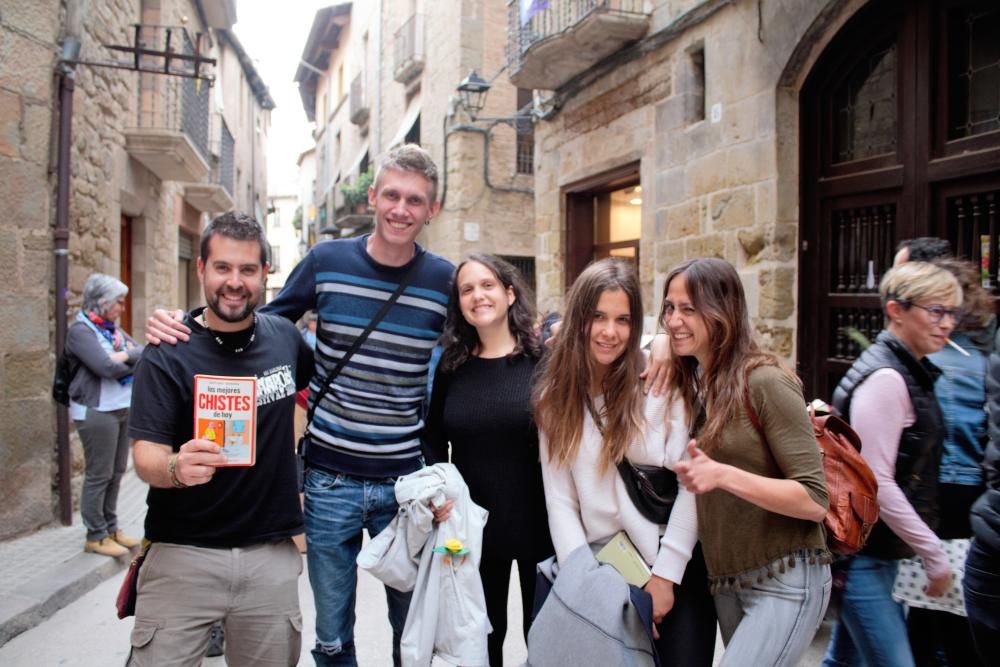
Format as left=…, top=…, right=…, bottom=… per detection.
left=341, top=167, right=374, bottom=215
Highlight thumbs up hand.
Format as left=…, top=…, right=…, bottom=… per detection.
left=674, top=439, right=724, bottom=494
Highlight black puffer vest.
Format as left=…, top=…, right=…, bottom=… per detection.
left=831, top=330, right=944, bottom=560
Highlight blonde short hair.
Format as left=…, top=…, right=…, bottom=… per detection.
left=373, top=143, right=439, bottom=202
left=879, top=261, right=962, bottom=309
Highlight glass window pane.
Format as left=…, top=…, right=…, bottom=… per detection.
left=596, top=186, right=642, bottom=243
left=833, top=44, right=897, bottom=163
left=948, top=6, right=1000, bottom=139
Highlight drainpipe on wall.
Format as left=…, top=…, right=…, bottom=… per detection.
left=54, top=3, right=82, bottom=526
left=374, top=0, right=383, bottom=155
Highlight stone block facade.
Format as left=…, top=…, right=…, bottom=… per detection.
left=531, top=0, right=855, bottom=361
left=0, top=0, right=63, bottom=538
left=304, top=0, right=535, bottom=284
left=0, top=0, right=271, bottom=538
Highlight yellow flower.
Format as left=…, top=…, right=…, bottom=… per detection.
left=444, top=538, right=464, bottom=553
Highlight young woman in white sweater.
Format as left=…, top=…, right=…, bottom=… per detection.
left=533, top=258, right=716, bottom=665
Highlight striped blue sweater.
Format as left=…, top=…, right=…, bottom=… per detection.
left=262, top=235, right=454, bottom=477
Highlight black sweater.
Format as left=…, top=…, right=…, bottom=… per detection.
left=423, top=354, right=553, bottom=560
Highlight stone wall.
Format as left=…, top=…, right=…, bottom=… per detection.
left=418, top=0, right=536, bottom=275
left=0, top=0, right=62, bottom=538
left=532, top=0, right=839, bottom=359
left=0, top=0, right=205, bottom=538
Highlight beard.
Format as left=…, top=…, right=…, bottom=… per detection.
left=206, top=286, right=260, bottom=324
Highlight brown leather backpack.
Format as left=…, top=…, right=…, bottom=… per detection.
left=744, top=394, right=880, bottom=556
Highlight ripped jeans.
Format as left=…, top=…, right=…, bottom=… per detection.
left=304, top=468, right=411, bottom=666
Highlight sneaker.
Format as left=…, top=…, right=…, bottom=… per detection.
left=111, top=530, right=141, bottom=549
left=206, top=621, right=225, bottom=657
left=84, top=536, right=129, bottom=558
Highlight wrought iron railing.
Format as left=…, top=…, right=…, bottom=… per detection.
left=218, top=123, right=235, bottom=195
left=134, top=26, right=210, bottom=160
left=506, top=0, right=648, bottom=75
left=393, top=14, right=425, bottom=82
left=947, top=190, right=1000, bottom=294
left=516, top=132, right=534, bottom=174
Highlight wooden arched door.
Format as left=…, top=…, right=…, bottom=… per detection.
left=798, top=0, right=1000, bottom=401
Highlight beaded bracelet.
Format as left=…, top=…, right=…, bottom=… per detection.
left=167, top=454, right=187, bottom=489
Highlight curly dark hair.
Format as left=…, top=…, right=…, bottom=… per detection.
left=933, top=257, right=995, bottom=331
left=439, top=254, right=541, bottom=373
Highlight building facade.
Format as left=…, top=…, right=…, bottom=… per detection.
left=517, top=0, right=1000, bottom=400
left=295, top=0, right=537, bottom=286
left=297, top=146, right=317, bottom=247
left=265, top=190, right=302, bottom=302
left=0, top=0, right=273, bottom=538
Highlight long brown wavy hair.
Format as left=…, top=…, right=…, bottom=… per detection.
left=534, top=258, right=645, bottom=472
left=662, top=258, right=795, bottom=453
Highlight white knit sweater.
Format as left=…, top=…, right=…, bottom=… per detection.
left=539, top=392, right=698, bottom=585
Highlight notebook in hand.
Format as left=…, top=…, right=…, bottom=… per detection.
left=595, top=531, right=651, bottom=587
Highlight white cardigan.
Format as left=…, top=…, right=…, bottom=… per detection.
left=539, top=392, right=698, bottom=585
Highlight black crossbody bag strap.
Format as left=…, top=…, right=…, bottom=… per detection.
left=302, top=252, right=426, bottom=444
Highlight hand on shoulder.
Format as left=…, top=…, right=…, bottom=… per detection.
left=146, top=308, right=189, bottom=345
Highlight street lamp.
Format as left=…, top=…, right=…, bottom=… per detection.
left=456, top=70, right=490, bottom=120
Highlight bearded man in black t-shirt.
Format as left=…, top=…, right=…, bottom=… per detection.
left=126, top=212, right=313, bottom=666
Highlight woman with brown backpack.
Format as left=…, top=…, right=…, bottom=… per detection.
left=663, top=257, right=831, bottom=666
left=822, top=261, right=963, bottom=667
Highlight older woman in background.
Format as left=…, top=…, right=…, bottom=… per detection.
left=65, top=273, right=142, bottom=557
left=823, top=261, right=962, bottom=667
left=903, top=257, right=993, bottom=666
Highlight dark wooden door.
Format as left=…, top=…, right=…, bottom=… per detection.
left=799, top=0, right=1000, bottom=401
left=120, top=214, right=133, bottom=334
left=564, top=162, right=640, bottom=288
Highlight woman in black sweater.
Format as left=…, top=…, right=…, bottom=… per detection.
left=423, top=254, right=553, bottom=666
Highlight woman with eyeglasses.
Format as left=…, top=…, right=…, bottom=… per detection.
left=823, top=261, right=963, bottom=667
left=905, top=257, right=993, bottom=667
left=64, top=273, right=143, bottom=558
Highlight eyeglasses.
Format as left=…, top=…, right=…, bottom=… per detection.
left=908, top=303, right=962, bottom=324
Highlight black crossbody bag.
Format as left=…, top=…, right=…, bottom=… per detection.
left=297, top=252, right=426, bottom=467
left=586, top=400, right=679, bottom=525
left=617, top=459, right=679, bottom=525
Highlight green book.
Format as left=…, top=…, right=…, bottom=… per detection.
left=595, top=531, right=651, bottom=587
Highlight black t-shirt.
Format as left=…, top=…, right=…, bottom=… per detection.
left=128, top=309, right=314, bottom=548
left=423, top=354, right=553, bottom=560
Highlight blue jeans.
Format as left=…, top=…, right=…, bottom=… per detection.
left=964, top=537, right=1000, bottom=664
left=823, top=554, right=914, bottom=667
left=304, top=468, right=411, bottom=666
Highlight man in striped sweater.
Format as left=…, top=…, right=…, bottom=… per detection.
left=147, top=144, right=454, bottom=666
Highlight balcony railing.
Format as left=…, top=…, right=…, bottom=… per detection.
left=125, top=26, right=211, bottom=182
left=217, top=123, right=235, bottom=196
left=350, top=73, right=370, bottom=126
left=393, top=14, right=425, bottom=83
left=184, top=119, right=236, bottom=213
left=507, top=0, right=651, bottom=90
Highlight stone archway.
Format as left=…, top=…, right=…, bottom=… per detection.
left=772, top=0, right=870, bottom=373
